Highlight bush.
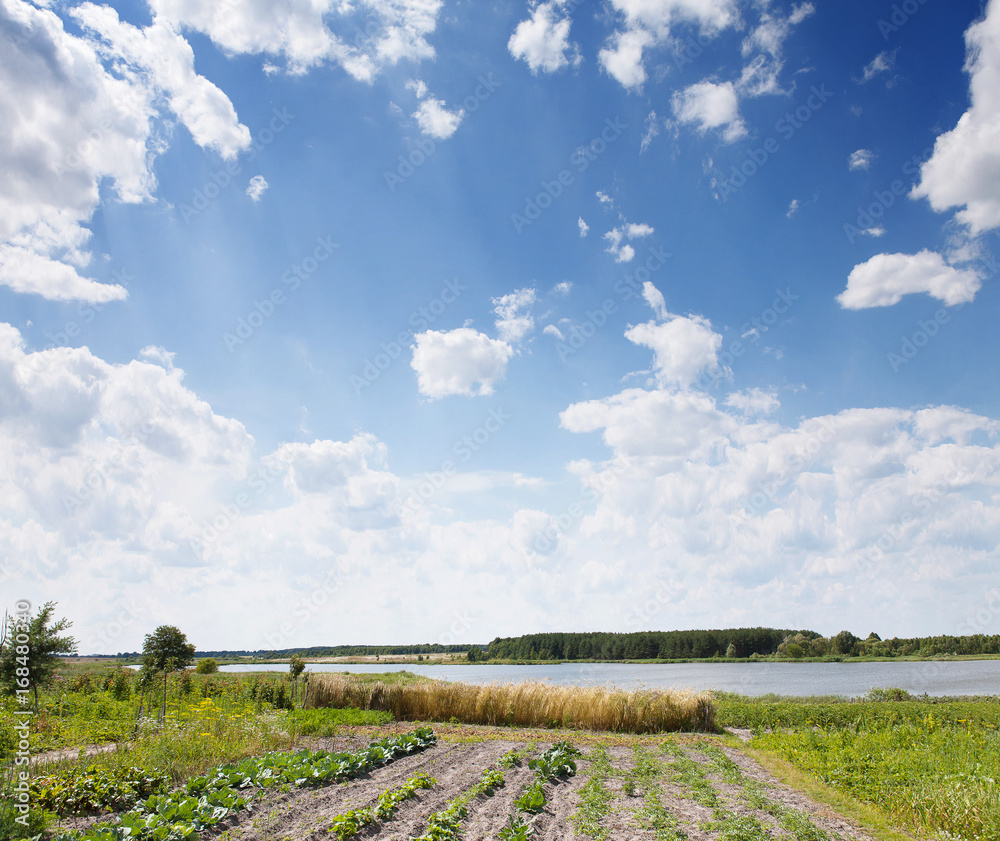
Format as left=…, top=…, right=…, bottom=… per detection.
left=195, top=658, right=219, bottom=674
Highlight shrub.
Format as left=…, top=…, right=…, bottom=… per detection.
left=195, top=658, right=219, bottom=674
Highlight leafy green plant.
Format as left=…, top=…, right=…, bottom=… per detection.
left=30, top=764, right=169, bottom=815
left=328, top=772, right=435, bottom=839
left=498, top=814, right=535, bottom=840
left=51, top=727, right=437, bottom=841
left=528, top=741, right=579, bottom=780
left=412, top=761, right=508, bottom=840
left=515, top=780, right=546, bottom=813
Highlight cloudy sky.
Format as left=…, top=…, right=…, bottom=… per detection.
left=2, top=0, right=999, bottom=653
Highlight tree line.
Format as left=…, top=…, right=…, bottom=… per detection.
left=484, top=628, right=1000, bottom=661
left=485, top=628, right=819, bottom=661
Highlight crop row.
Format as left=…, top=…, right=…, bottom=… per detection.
left=49, top=726, right=437, bottom=841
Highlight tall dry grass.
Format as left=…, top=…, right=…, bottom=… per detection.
left=305, top=676, right=716, bottom=733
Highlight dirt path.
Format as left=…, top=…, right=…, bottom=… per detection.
left=51, top=726, right=882, bottom=841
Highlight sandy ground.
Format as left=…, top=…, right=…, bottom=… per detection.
left=51, top=725, right=881, bottom=841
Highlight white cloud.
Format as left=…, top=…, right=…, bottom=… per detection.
left=246, top=175, right=269, bottom=201
left=596, top=191, right=613, bottom=205
left=839, top=250, right=982, bottom=309
left=554, top=281, right=573, bottom=296
left=671, top=81, right=747, bottom=142
left=543, top=324, right=565, bottom=341
left=641, top=281, right=669, bottom=320
left=412, top=97, right=464, bottom=140
left=405, top=78, right=429, bottom=98
left=849, top=149, right=875, bottom=171
left=4, top=321, right=1000, bottom=646
left=911, top=0, right=1000, bottom=235
left=859, top=226, right=886, bottom=238
left=578, top=217, right=590, bottom=237
left=147, top=0, right=443, bottom=81
left=492, top=288, right=539, bottom=344
left=604, top=222, right=654, bottom=262
left=71, top=4, right=251, bottom=159
left=860, top=50, right=895, bottom=83
left=640, top=110, right=661, bottom=152
left=410, top=328, right=513, bottom=398
left=0, top=0, right=156, bottom=302
left=598, top=0, right=739, bottom=90
left=786, top=199, right=800, bottom=217
left=725, top=387, right=780, bottom=416
left=625, top=315, right=723, bottom=389
left=508, top=0, right=580, bottom=75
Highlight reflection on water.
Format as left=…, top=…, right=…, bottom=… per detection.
left=217, top=659, right=1000, bottom=697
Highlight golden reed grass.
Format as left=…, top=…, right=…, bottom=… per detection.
left=305, top=676, right=716, bottom=733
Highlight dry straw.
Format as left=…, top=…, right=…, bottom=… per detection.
left=305, top=676, right=715, bottom=733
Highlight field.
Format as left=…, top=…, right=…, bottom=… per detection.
left=2, top=664, right=998, bottom=840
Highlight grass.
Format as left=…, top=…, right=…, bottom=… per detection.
left=571, top=744, right=616, bottom=841
left=719, top=690, right=1000, bottom=841
left=625, top=745, right=688, bottom=840
left=306, top=674, right=716, bottom=733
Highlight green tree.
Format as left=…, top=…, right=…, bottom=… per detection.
left=142, top=625, right=195, bottom=723
left=0, top=601, right=77, bottom=711
left=725, top=642, right=737, bottom=659
left=831, top=630, right=859, bottom=657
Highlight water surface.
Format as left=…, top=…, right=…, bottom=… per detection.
left=218, top=659, right=1000, bottom=697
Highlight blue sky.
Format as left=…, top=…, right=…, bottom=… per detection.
left=2, top=0, right=999, bottom=652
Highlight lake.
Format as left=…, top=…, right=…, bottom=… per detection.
left=217, top=659, right=1000, bottom=697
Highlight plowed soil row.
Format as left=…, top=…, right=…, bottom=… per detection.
left=180, top=726, right=881, bottom=841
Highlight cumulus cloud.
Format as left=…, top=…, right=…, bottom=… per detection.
left=598, top=0, right=739, bottom=90
left=246, top=175, right=269, bottom=201
left=5, top=321, right=1000, bottom=646
left=147, top=0, right=443, bottom=81
left=911, top=0, right=1000, bottom=235
left=413, top=97, right=464, bottom=140
left=839, top=250, right=982, bottom=309
left=671, top=81, right=747, bottom=142
left=578, top=217, right=590, bottom=237
left=71, top=4, right=251, bottom=159
left=725, top=387, right=780, bottom=416
left=492, top=288, right=538, bottom=344
left=410, top=328, right=513, bottom=398
left=604, top=222, right=654, bottom=262
left=508, top=0, right=580, bottom=74
left=0, top=1, right=154, bottom=302
left=849, top=149, right=875, bottom=171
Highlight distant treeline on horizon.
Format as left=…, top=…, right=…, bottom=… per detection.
left=484, top=628, right=1000, bottom=660
left=88, top=630, right=1000, bottom=661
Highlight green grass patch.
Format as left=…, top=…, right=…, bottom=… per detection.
left=571, top=744, right=616, bottom=841
left=286, top=707, right=393, bottom=736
